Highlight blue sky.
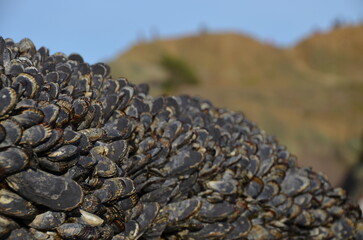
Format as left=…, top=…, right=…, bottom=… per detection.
left=1, top=1, right=362, bottom=64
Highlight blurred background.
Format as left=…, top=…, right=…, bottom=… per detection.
left=1, top=1, right=363, bottom=203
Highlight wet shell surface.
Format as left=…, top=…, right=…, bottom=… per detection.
left=0, top=36, right=362, bottom=240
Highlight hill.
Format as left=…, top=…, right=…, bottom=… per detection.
left=108, top=25, right=363, bottom=186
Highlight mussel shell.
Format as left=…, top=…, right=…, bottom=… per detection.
left=13, top=73, right=38, bottom=98
left=244, top=176, right=264, bottom=198
left=101, top=94, right=120, bottom=120
left=93, top=154, right=118, bottom=178
left=225, top=216, right=251, bottom=239
left=38, top=157, right=78, bottom=173
left=29, top=228, right=56, bottom=240
left=79, top=209, right=104, bottom=227
left=45, top=82, right=60, bottom=99
left=63, top=129, right=81, bottom=145
left=8, top=60, right=25, bottom=77
left=0, top=124, right=5, bottom=142
left=55, top=106, right=70, bottom=127
left=33, top=128, right=63, bottom=153
left=141, top=186, right=174, bottom=205
left=0, top=87, right=17, bottom=117
left=18, top=38, right=36, bottom=56
left=0, top=118, right=22, bottom=148
left=0, top=189, right=37, bottom=219
left=91, top=63, right=108, bottom=77
left=68, top=53, right=84, bottom=63
left=256, top=181, right=280, bottom=202
left=205, top=179, right=238, bottom=195
left=135, top=202, right=160, bottom=234
left=56, top=223, right=99, bottom=240
left=78, top=128, right=105, bottom=142
left=6, top=228, right=34, bottom=240
left=163, top=148, right=204, bottom=177
left=163, top=199, right=201, bottom=224
left=0, top=214, right=19, bottom=238
left=332, top=216, right=355, bottom=239
left=29, top=211, right=66, bottom=230
left=186, top=222, right=232, bottom=239
left=12, top=109, right=44, bottom=128
left=80, top=194, right=102, bottom=213
left=198, top=200, right=236, bottom=223
left=6, top=169, right=84, bottom=211
left=118, top=193, right=139, bottom=211
left=281, top=169, right=310, bottom=196
left=151, top=97, right=164, bottom=116
left=90, top=102, right=103, bottom=128
left=20, top=123, right=52, bottom=146
left=77, top=156, right=97, bottom=169
left=72, top=98, right=89, bottom=122
left=118, top=86, right=134, bottom=111
left=78, top=134, right=93, bottom=153
left=0, top=147, right=29, bottom=178
left=14, top=99, right=37, bottom=111
left=162, top=120, right=182, bottom=140
left=40, top=103, right=60, bottom=126
left=93, top=177, right=135, bottom=203
left=47, top=145, right=80, bottom=162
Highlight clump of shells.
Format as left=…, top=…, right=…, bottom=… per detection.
left=0, top=36, right=362, bottom=240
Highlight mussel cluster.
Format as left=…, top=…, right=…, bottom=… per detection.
left=0, top=36, right=362, bottom=240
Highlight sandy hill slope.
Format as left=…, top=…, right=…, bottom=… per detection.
left=108, top=25, right=363, bottom=187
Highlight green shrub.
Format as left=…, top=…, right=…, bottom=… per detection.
left=160, top=54, right=199, bottom=92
